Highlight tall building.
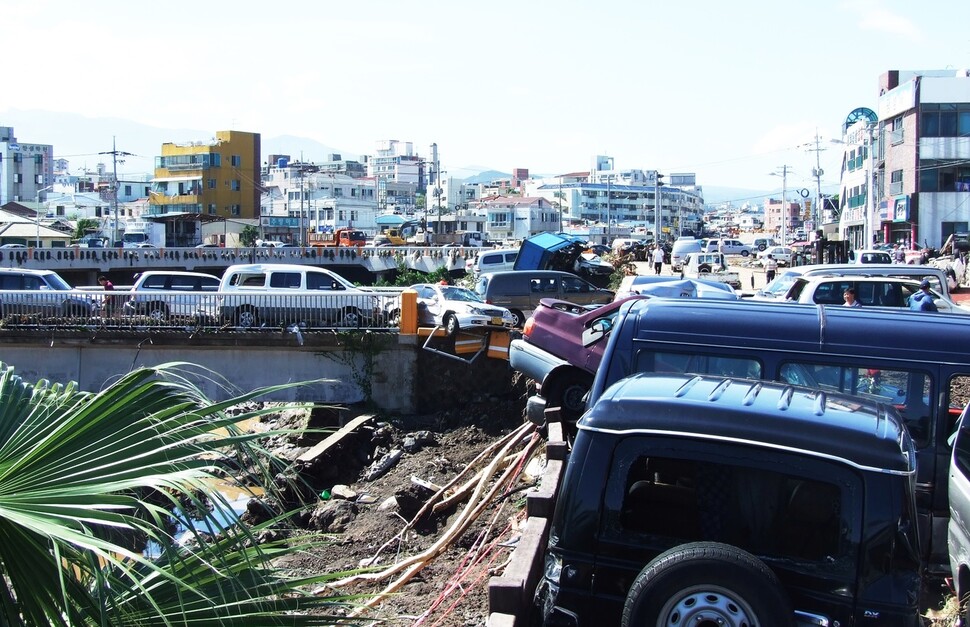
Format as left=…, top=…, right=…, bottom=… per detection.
left=0, top=126, right=54, bottom=206
left=150, top=130, right=261, bottom=219
left=839, top=69, right=970, bottom=249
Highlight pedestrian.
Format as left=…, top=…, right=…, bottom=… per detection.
left=843, top=287, right=861, bottom=307
left=763, top=254, right=778, bottom=284
left=652, top=245, right=664, bottom=275
left=894, top=245, right=905, bottom=264
left=98, top=275, right=118, bottom=317
left=909, top=279, right=939, bottom=312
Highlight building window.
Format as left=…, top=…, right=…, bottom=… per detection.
left=890, top=169, right=904, bottom=195
left=124, top=184, right=132, bottom=196
left=921, top=103, right=970, bottom=138
left=231, top=180, right=241, bottom=191
left=231, top=155, right=241, bottom=167
left=208, top=179, right=216, bottom=189
left=230, top=204, right=241, bottom=216
left=208, top=204, right=217, bottom=215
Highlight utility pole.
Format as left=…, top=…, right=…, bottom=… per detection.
left=99, top=137, right=134, bottom=246
left=655, top=172, right=664, bottom=244
left=771, top=166, right=790, bottom=244
left=806, top=130, right=825, bottom=235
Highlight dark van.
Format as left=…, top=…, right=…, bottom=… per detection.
left=475, top=270, right=614, bottom=327
left=587, top=297, right=970, bottom=576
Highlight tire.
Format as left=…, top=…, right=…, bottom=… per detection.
left=741, top=250, right=750, bottom=257
left=697, top=264, right=712, bottom=274
left=621, top=542, right=793, bottom=627
left=547, top=370, right=593, bottom=422
left=758, top=243, right=767, bottom=251
left=234, top=307, right=258, bottom=328
left=443, top=313, right=459, bottom=336
left=340, top=307, right=363, bottom=328
left=146, top=302, right=169, bottom=322
left=388, top=308, right=402, bottom=326
left=509, top=309, right=526, bottom=328
left=62, top=302, right=88, bottom=318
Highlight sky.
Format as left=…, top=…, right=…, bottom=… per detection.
left=2, top=0, right=969, bottom=201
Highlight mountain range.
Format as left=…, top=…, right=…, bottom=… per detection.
left=2, top=109, right=771, bottom=206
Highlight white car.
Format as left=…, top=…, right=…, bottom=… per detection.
left=123, top=271, right=221, bottom=321
left=404, top=282, right=515, bottom=336
left=782, top=275, right=970, bottom=313
left=849, top=249, right=893, bottom=264
left=757, top=245, right=792, bottom=266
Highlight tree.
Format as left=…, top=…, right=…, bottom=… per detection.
left=240, top=225, right=260, bottom=247
left=73, top=218, right=100, bottom=240
left=0, top=361, right=367, bottom=625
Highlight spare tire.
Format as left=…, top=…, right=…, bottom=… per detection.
left=621, top=541, right=793, bottom=627
left=697, top=264, right=712, bottom=273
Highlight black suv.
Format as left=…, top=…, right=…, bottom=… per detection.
left=537, top=373, right=922, bottom=626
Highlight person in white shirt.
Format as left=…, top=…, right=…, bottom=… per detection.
left=652, top=246, right=665, bottom=275
left=763, top=254, right=778, bottom=284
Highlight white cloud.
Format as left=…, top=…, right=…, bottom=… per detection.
left=843, top=0, right=924, bottom=42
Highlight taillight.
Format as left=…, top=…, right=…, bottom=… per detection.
left=523, top=317, right=534, bottom=337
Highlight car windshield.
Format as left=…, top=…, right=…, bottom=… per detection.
left=47, top=274, right=73, bottom=290
left=760, top=271, right=801, bottom=297
left=441, top=286, right=484, bottom=303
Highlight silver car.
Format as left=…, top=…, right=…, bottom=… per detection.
left=0, top=268, right=97, bottom=318
left=406, top=282, right=515, bottom=336
left=123, top=271, right=221, bottom=321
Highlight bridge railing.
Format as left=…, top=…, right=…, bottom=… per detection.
left=0, top=288, right=406, bottom=331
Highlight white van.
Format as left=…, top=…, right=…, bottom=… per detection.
left=216, top=263, right=381, bottom=328
left=670, top=239, right=703, bottom=271
left=469, top=248, right=518, bottom=277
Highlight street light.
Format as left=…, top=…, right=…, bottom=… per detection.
left=769, top=166, right=790, bottom=244
left=34, top=184, right=55, bottom=248
left=655, top=172, right=664, bottom=244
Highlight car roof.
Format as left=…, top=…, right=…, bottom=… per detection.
left=223, top=263, right=335, bottom=273
left=794, top=275, right=921, bottom=285
left=582, top=373, right=915, bottom=474
left=619, top=297, right=970, bottom=363
left=136, top=270, right=219, bottom=278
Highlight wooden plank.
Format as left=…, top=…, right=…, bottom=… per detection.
left=297, top=414, right=375, bottom=463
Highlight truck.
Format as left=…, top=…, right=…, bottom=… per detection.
left=307, top=228, right=368, bottom=248
left=122, top=220, right=166, bottom=248
left=679, top=251, right=741, bottom=289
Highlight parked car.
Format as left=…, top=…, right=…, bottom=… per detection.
left=947, top=402, right=970, bottom=624
left=706, top=238, right=753, bottom=256
left=0, top=268, right=97, bottom=319
left=475, top=270, right=614, bottom=327
left=123, top=271, right=221, bottom=321
left=584, top=296, right=970, bottom=575
left=536, top=372, right=921, bottom=626
left=613, top=274, right=736, bottom=300
left=468, top=247, right=518, bottom=277
left=750, top=236, right=778, bottom=251
left=782, top=275, right=970, bottom=312
left=680, top=252, right=742, bottom=289
left=399, top=282, right=515, bottom=336
left=752, top=263, right=956, bottom=302
left=669, top=238, right=703, bottom=272
left=575, top=252, right=613, bottom=277
left=510, top=296, right=646, bottom=420
left=848, top=248, right=894, bottom=264
left=757, top=245, right=792, bottom=265
left=215, top=263, right=382, bottom=328
left=586, top=244, right=613, bottom=257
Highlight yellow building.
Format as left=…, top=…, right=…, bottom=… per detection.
left=150, top=130, right=261, bottom=220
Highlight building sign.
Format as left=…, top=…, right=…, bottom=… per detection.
left=893, top=196, right=910, bottom=222
left=262, top=216, right=300, bottom=227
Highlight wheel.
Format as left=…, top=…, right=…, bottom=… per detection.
left=758, top=243, right=767, bottom=251
left=146, top=302, right=169, bottom=322
left=340, top=307, right=363, bottom=328
left=62, top=302, right=89, bottom=318
left=697, top=264, right=712, bottom=273
left=621, top=542, right=793, bottom=627
left=741, top=250, right=750, bottom=257
left=388, top=308, right=402, bottom=326
left=547, top=370, right=593, bottom=422
left=509, top=309, right=526, bottom=328
left=234, top=307, right=258, bottom=328
left=443, top=313, right=459, bottom=336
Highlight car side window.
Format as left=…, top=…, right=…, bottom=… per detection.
left=953, top=407, right=970, bottom=476
left=269, top=272, right=301, bottom=289
left=948, top=375, right=970, bottom=441
left=603, top=445, right=849, bottom=563
left=306, top=273, right=332, bottom=291
left=635, top=350, right=762, bottom=380
left=562, top=276, right=590, bottom=293
left=779, top=362, right=932, bottom=445
left=813, top=281, right=850, bottom=305
left=143, top=276, right=167, bottom=289
left=24, top=276, right=45, bottom=290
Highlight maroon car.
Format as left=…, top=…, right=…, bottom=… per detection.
left=509, top=296, right=647, bottom=422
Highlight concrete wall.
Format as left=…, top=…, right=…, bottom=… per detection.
left=0, top=332, right=419, bottom=412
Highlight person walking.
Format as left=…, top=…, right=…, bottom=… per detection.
left=843, top=287, right=861, bottom=307
left=763, top=254, right=778, bottom=284
left=652, top=245, right=664, bottom=275
left=98, top=275, right=118, bottom=317
left=909, top=279, right=939, bottom=312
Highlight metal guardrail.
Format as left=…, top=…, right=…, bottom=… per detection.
left=0, top=288, right=405, bottom=331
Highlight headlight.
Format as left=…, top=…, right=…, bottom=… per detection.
left=468, top=306, right=486, bottom=315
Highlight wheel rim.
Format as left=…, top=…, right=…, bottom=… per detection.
left=148, top=307, right=166, bottom=322
left=342, top=310, right=361, bottom=327
left=657, top=584, right=758, bottom=627
left=561, top=382, right=588, bottom=413
left=237, top=309, right=256, bottom=328
left=445, top=315, right=458, bottom=335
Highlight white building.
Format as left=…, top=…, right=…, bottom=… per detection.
left=0, top=126, right=54, bottom=206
